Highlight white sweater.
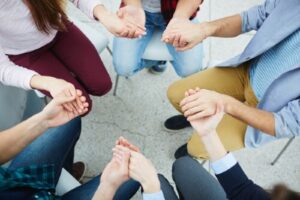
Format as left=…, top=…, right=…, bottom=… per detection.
left=0, top=0, right=103, bottom=90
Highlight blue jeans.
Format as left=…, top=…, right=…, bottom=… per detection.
left=113, top=11, right=204, bottom=77
left=4, top=118, right=139, bottom=200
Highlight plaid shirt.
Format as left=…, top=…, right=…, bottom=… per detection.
left=0, top=164, right=60, bottom=200
left=121, top=0, right=199, bottom=24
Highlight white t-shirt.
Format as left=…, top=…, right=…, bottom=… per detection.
left=142, top=0, right=161, bottom=13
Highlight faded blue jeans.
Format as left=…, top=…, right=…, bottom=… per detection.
left=4, top=118, right=139, bottom=200
left=113, top=11, right=204, bottom=77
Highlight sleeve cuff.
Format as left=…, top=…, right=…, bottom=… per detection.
left=143, top=191, right=165, bottom=200
left=211, top=153, right=237, bottom=175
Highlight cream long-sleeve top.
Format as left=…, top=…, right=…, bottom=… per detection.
left=0, top=0, right=103, bottom=90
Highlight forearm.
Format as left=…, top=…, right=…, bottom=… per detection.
left=30, top=75, right=55, bottom=91
left=173, top=0, right=202, bottom=19
left=201, top=131, right=227, bottom=162
left=225, top=96, right=275, bottom=136
left=122, top=0, right=142, bottom=7
left=0, top=113, right=49, bottom=164
left=203, top=14, right=242, bottom=38
left=93, top=183, right=116, bottom=200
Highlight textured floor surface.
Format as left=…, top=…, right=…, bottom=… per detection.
left=74, top=0, right=300, bottom=198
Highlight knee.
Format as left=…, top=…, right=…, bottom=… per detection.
left=88, top=77, right=112, bottom=96
left=62, top=117, right=82, bottom=138
left=81, top=94, right=93, bottom=116
left=167, top=81, right=185, bottom=108
left=172, top=156, right=193, bottom=181
left=187, top=136, right=209, bottom=159
left=113, top=57, right=138, bottom=77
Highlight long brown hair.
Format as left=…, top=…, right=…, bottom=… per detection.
left=271, top=184, right=300, bottom=200
left=25, top=0, right=67, bottom=34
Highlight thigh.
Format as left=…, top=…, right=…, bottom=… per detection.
left=167, top=41, right=204, bottom=78
left=167, top=66, right=247, bottom=112
left=51, top=22, right=112, bottom=96
left=112, top=14, right=155, bottom=76
left=172, top=156, right=227, bottom=200
left=158, top=174, right=178, bottom=200
left=9, top=50, right=93, bottom=112
left=9, top=118, right=81, bottom=182
left=187, top=114, right=246, bottom=159
left=62, top=177, right=139, bottom=200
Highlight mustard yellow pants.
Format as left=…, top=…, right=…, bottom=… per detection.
left=167, top=64, right=258, bottom=159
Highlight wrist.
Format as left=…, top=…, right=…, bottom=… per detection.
left=31, top=113, right=50, bottom=132
left=93, top=5, right=109, bottom=22
left=200, top=22, right=216, bottom=38
left=141, top=176, right=161, bottom=194
left=30, top=75, right=56, bottom=91
left=223, top=95, right=238, bottom=115
left=95, top=182, right=118, bottom=199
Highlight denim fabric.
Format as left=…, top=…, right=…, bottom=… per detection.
left=113, top=11, right=204, bottom=78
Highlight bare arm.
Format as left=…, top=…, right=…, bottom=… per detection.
left=225, top=96, right=275, bottom=136
left=0, top=95, right=87, bottom=165
left=0, top=113, right=48, bottom=164
left=173, top=0, right=202, bottom=19
left=122, top=0, right=142, bottom=7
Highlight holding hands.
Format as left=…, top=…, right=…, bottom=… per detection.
left=30, top=75, right=89, bottom=116
left=40, top=90, right=89, bottom=128
left=97, top=137, right=161, bottom=199
left=180, top=88, right=227, bottom=135
left=94, top=5, right=146, bottom=38
left=162, top=21, right=208, bottom=51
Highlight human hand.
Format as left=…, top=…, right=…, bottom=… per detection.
left=94, top=5, right=145, bottom=38
left=162, top=20, right=207, bottom=51
left=117, top=5, right=146, bottom=38
left=99, top=146, right=131, bottom=198
left=180, top=88, right=225, bottom=136
left=128, top=151, right=160, bottom=193
left=40, top=93, right=88, bottom=128
left=30, top=75, right=85, bottom=114
left=115, top=136, right=140, bottom=152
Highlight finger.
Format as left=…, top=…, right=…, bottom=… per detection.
left=126, top=20, right=146, bottom=32
left=68, top=89, right=82, bottom=114
left=176, top=43, right=194, bottom=51
left=120, top=29, right=129, bottom=37
left=188, top=89, right=196, bottom=95
left=63, top=91, right=75, bottom=112
left=173, top=34, right=181, bottom=48
left=180, top=93, right=200, bottom=107
left=184, top=105, right=206, bottom=117
left=187, top=110, right=215, bottom=121
left=181, top=100, right=202, bottom=113
left=185, top=91, right=189, bottom=97
left=76, top=90, right=84, bottom=109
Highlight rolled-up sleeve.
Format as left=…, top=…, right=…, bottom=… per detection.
left=70, top=0, right=104, bottom=19
left=273, top=99, right=300, bottom=138
left=0, top=47, right=38, bottom=90
left=240, top=0, right=278, bottom=33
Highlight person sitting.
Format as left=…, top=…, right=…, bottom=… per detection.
left=112, top=0, right=204, bottom=76
left=162, top=0, right=300, bottom=159
left=171, top=88, right=300, bottom=200
left=0, top=0, right=146, bottom=115
left=0, top=93, right=139, bottom=200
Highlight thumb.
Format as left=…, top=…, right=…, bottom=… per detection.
left=117, top=9, right=124, bottom=18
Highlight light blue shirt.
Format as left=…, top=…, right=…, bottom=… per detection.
left=250, top=29, right=300, bottom=101
left=143, top=191, right=165, bottom=200
left=211, top=153, right=237, bottom=175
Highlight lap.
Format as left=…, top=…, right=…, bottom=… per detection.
left=9, top=118, right=81, bottom=180
left=172, top=156, right=227, bottom=200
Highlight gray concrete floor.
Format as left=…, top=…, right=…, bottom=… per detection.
left=74, top=0, right=300, bottom=198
